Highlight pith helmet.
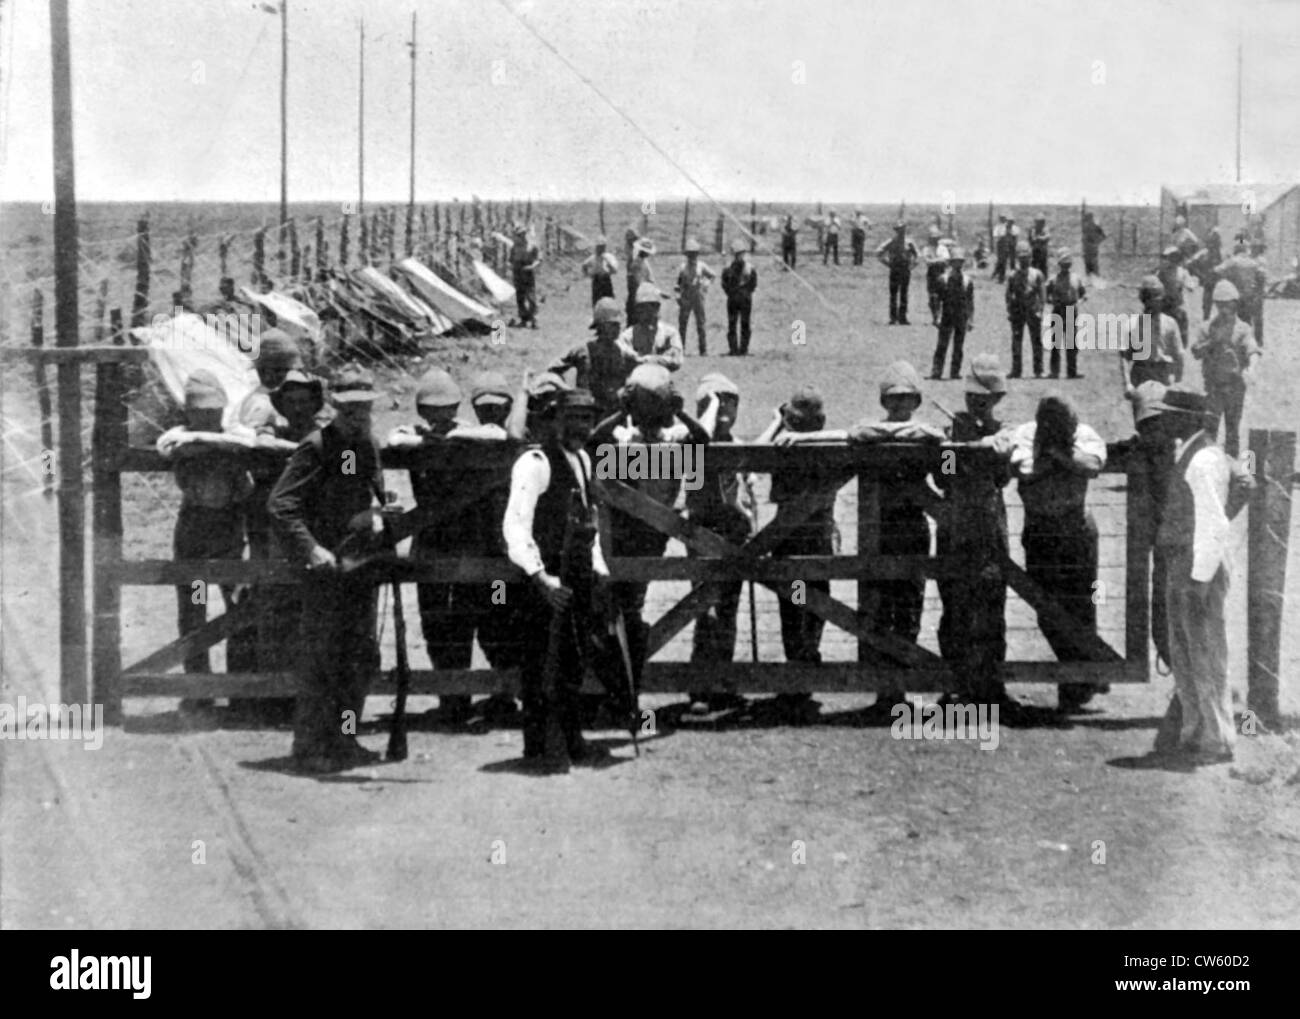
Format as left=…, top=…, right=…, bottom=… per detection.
left=965, top=353, right=1007, bottom=395
left=415, top=367, right=461, bottom=408
left=1212, top=280, right=1240, bottom=302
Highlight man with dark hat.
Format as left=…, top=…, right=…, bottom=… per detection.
left=992, top=213, right=1019, bottom=284
left=268, top=364, right=390, bottom=773
left=502, top=387, right=612, bottom=772
left=934, top=355, right=1017, bottom=707
left=721, top=239, right=758, bottom=355
left=548, top=297, right=637, bottom=420
left=850, top=212, right=869, bottom=266
left=1190, top=279, right=1261, bottom=458
left=930, top=246, right=975, bottom=379
left=509, top=224, right=541, bottom=329
left=1081, top=211, right=1106, bottom=278
left=1149, top=385, right=1242, bottom=763
left=1028, top=213, right=1052, bottom=275
left=580, top=235, right=619, bottom=306
left=675, top=237, right=716, bottom=355
left=1005, top=240, right=1045, bottom=379
left=876, top=221, right=919, bottom=325
left=781, top=215, right=799, bottom=269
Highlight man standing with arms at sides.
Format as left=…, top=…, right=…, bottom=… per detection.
left=581, top=235, right=619, bottom=307
left=921, top=226, right=950, bottom=327
left=548, top=296, right=637, bottom=421
left=876, top=221, right=919, bottom=325
left=268, top=365, right=391, bottom=774
left=1005, top=240, right=1045, bottom=379
left=502, top=388, right=612, bottom=773
left=1149, top=386, right=1242, bottom=764
left=1190, top=280, right=1261, bottom=458
left=509, top=224, right=541, bottom=329
left=721, top=238, right=758, bottom=356
left=850, top=212, right=869, bottom=266
left=1045, top=251, right=1086, bottom=380
left=618, top=282, right=684, bottom=371
left=675, top=238, right=716, bottom=356
left=1081, top=211, right=1106, bottom=278
left=930, top=247, right=975, bottom=380
left=1028, top=213, right=1052, bottom=276
left=781, top=215, right=799, bottom=270
left=823, top=210, right=840, bottom=265
left=1125, top=275, right=1185, bottom=388
left=992, top=213, right=1017, bottom=283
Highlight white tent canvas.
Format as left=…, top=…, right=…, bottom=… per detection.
left=395, top=258, right=497, bottom=327
left=131, top=312, right=258, bottom=431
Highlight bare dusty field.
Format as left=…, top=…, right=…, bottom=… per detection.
left=3, top=212, right=1300, bottom=928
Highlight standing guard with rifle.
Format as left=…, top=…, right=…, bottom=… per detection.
left=503, top=388, right=626, bottom=773
left=268, top=365, right=397, bottom=774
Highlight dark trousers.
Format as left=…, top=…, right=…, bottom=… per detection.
left=678, top=292, right=707, bottom=355
left=823, top=235, right=839, bottom=265
left=1206, top=380, right=1246, bottom=458
left=727, top=299, right=752, bottom=354
left=772, top=520, right=832, bottom=663
left=782, top=242, right=797, bottom=269
left=514, top=277, right=537, bottom=325
left=174, top=506, right=243, bottom=674
left=293, top=575, right=377, bottom=759
left=418, top=582, right=483, bottom=670
left=1048, top=303, right=1079, bottom=377
left=851, top=235, right=865, bottom=265
left=1023, top=513, right=1098, bottom=659
left=888, top=266, right=911, bottom=323
left=1009, top=312, right=1043, bottom=376
left=516, top=585, right=586, bottom=758
left=1083, top=249, right=1100, bottom=276
left=932, top=316, right=969, bottom=378
left=611, top=523, right=671, bottom=691
left=875, top=514, right=929, bottom=643
left=1128, top=359, right=1173, bottom=389
left=590, top=274, right=614, bottom=306
left=993, top=246, right=1009, bottom=283
left=1239, top=300, right=1264, bottom=347
left=936, top=529, right=1008, bottom=700
left=1151, top=546, right=1170, bottom=667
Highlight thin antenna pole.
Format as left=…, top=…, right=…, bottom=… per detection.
left=279, top=0, right=288, bottom=228
left=1235, top=39, right=1243, bottom=183
left=359, top=17, right=365, bottom=217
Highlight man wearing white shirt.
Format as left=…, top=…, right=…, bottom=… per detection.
left=503, top=388, right=610, bottom=771
left=1150, top=386, right=1237, bottom=763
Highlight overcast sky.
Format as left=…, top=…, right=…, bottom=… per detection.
left=2, top=0, right=1298, bottom=205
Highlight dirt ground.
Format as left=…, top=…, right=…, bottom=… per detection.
left=3, top=229, right=1300, bottom=928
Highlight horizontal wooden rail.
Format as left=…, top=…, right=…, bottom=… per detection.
left=0, top=344, right=150, bottom=364
left=119, top=660, right=1132, bottom=699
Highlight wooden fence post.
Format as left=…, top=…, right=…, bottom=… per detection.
left=340, top=213, right=351, bottom=269
left=1247, top=429, right=1295, bottom=728
left=93, top=312, right=128, bottom=723
left=857, top=473, right=881, bottom=668
left=288, top=217, right=300, bottom=280
left=29, top=290, right=55, bottom=497
left=131, top=214, right=151, bottom=329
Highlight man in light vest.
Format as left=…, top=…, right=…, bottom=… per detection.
left=675, top=238, right=716, bottom=356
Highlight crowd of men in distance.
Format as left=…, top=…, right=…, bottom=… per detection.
left=154, top=233, right=1259, bottom=771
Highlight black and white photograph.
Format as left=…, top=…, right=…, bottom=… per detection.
left=2, top=0, right=1300, bottom=949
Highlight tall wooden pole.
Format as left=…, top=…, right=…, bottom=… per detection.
left=1247, top=429, right=1294, bottom=728
left=279, top=0, right=288, bottom=230
left=358, top=18, right=365, bottom=219
left=406, top=12, right=417, bottom=257
left=1235, top=40, right=1243, bottom=183
left=50, top=0, right=87, bottom=704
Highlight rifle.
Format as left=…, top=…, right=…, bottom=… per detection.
left=373, top=483, right=411, bottom=762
